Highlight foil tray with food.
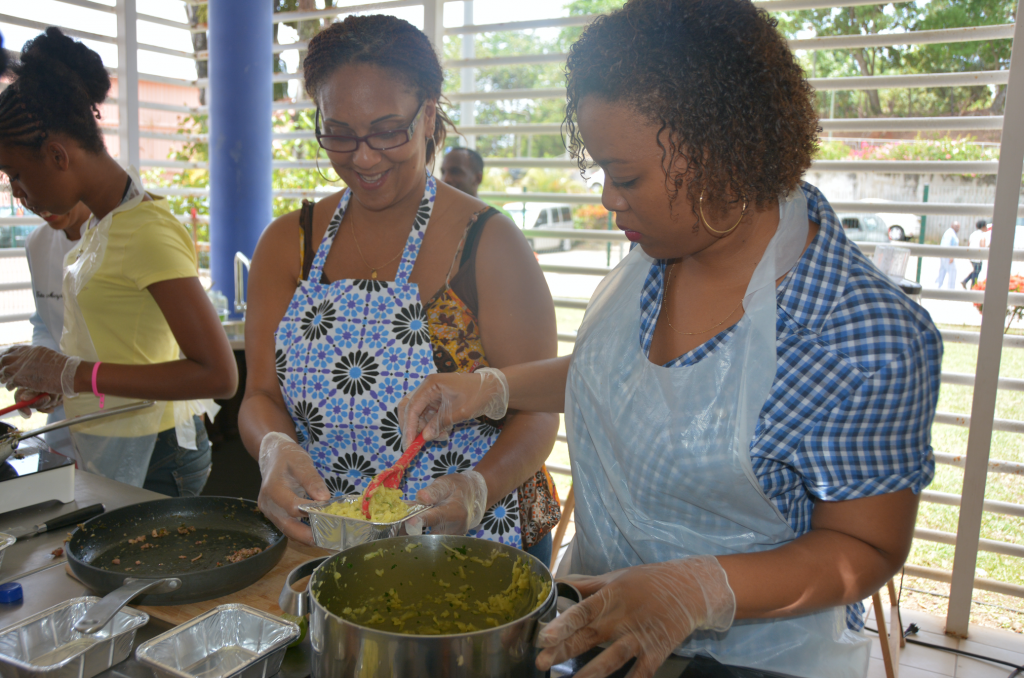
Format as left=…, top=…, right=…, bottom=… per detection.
left=298, top=490, right=431, bottom=552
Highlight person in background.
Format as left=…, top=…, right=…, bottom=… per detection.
left=440, top=146, right=483, bottom=197
left=0, top=28, right=236, bottom=495
left=11, top=202, right=92, bottom=457
left=935, top=220, right=960, bottom=289
left=961, top=219, right=987, bottom=289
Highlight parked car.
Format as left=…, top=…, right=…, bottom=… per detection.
left=856, top=198, right=921, bottom=241
left=837, top=212, right=892, bottom=244
left=502, top=202, right=576, bottom=252
left=0, top=224, right=35, bottom=248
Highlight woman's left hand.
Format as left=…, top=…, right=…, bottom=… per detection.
left=536, top=556, right=736, bottom=678
left=406, top=470, right=488, bottom=536
left=0, top=346, right=81, bottom=397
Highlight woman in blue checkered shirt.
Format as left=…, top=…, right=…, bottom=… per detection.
left=400, top=1, right=942, bottom=676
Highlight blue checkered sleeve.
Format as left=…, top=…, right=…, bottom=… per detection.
left=637, top=182, right=943, bottom=630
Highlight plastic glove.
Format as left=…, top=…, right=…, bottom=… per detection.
left=536, top=556, right=736, bottom=678
left=0, top=346, right=81, bottom=397
left=12, top=388, right=62, bottom=417
left=405, top=469, right=488, bottom=536
left=257, top=431, right=331, bottom=545
left=397, top=367, right=508, bottom=450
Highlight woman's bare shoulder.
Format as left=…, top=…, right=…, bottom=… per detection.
left=258, top=191, right=346, bottom=252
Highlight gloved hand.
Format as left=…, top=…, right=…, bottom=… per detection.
left=405, top=469, right=489, bottom=536
left=12, top=388, right=62, bottom=417
left=397, top=367, right=508, bottom=449
left=258, top=431, right=331, bottom=545
left=0, top=346, right=81, bottom=397
left=536, top=556, right=736, bottom=678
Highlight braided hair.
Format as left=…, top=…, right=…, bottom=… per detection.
left=564, top=0, right=818, bottom=214
left=303, top=15, right=454, bottom=165
left=0, top=27, right=110, bottom=153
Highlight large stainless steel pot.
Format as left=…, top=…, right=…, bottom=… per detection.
left=308, top=535, right=568, bottom=678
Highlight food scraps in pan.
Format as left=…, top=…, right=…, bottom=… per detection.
left=225, top=547, right=262, bottom=563
left=93, top=526, right=265, bottom=574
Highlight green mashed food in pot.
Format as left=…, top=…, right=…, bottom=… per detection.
left=332, top=552, right=552, bottom=635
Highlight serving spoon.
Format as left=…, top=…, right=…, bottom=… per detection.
left=361, top=433, right=426, bottom=519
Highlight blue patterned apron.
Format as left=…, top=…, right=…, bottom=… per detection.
left=275, top=176, right=522, bottom=547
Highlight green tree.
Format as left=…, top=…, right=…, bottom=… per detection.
left=903, top=0, right=1016, bottom=114
left=778, top=1, right=1016, bottom=119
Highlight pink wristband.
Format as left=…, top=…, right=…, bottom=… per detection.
left=91, top=361, right=104, bottom=409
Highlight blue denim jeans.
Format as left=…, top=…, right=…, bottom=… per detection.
left=143, top=415, right=212, bottom=497
left=525, top=531, right=553, bottom=568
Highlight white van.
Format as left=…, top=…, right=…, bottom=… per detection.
left=502, top=202, right=576, bottom=252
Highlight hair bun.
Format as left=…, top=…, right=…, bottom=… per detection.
left=18, top=27, right=110, bottom=107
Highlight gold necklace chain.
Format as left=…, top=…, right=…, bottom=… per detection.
left=349, top=214, right=406, bottom=280
left=663, top=263, right=745, bottom=336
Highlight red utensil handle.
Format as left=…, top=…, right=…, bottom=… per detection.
left=396, top=433, right=426, bottom=467
left=0, top=393, right=49, bottom=417
left=362, top=433, right=427, bottom=518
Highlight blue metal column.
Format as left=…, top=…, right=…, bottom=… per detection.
left=208, top=0, right=272, bottom=316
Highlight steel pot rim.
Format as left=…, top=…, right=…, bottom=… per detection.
left=308, top=535, right=559, bottom=640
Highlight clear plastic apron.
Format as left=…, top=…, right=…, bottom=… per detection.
left=564, top=190, right=870, bottom=678
left=59, top=167, right=190, bottom=486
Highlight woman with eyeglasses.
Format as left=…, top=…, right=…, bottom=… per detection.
left=238, top=15, right=562, bottom=559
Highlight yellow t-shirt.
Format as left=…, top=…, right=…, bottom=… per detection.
left=76, top=198, right=198, bottom=431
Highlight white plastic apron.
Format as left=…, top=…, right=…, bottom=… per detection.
left=59, top=167, right=199, bottom=486
left=564, top=190, right=870, bottom=678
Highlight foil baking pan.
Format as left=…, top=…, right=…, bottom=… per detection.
left=0, top=596, right=148, bottom=678
left=134, top=604, right=298, bottom=678
left=0, top=532, right=14, bottom=571
left=298, top=494, right=430, bottom=551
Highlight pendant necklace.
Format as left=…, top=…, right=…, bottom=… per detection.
left=350, top=213, right=406, bottom=280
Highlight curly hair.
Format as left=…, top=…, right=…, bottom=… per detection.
left=303, top=15, right=454, bottom=166
left=0, top=27, right=110, bottom=153
left=564, top=0, right=818, bottom=214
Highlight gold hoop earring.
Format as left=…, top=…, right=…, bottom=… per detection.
left=699, top=189, right=747, bottom=236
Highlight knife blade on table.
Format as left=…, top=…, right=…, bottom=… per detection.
left=3, top=503, right=105, bottom=540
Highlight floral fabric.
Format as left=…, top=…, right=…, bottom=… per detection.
left=275, top=176, right=522, bottom=547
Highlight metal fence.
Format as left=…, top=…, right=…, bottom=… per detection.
left=2, top=0, right=1024, bottom=638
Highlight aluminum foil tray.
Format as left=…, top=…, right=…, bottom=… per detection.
left=0, top=596, right=148, bottom=678
left=0, top=532, right=14, bottom=571
left=135, top=604, right=298, bottom=678
left=298, top=494, right=430, bottom=551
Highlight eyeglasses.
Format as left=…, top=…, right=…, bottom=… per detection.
left=315, top=101, right=426, bottom=153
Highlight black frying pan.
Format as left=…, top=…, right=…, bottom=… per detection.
left=67, top=496, right=286, bottom=606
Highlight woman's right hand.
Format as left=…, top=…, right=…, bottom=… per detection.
left=257, top=431, right=330, bottom=545
left=12, top=388, right=61, bottom=416
left=397, top=367, right=509, bottom=450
